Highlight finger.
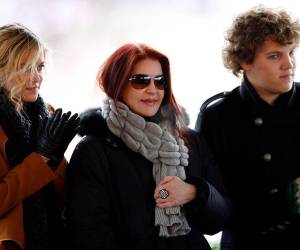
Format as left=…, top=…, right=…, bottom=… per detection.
left=154, top=185, right=168, bottom=198
left=156, top=200, right=176, bottom=208
left=66, top=114, right=80, bottom=131
left=52, top=109, right=72, bottom=136
left=296, top=178, right=300, bottom=186
left=62, top=111, right=72, bottom=122
left=35, top=115, right=43, bottom=137
left=158, top=176, right=174, bottom=186
left=64, top=115, right=80, bottom=141
left=68, top=113, right=79, bottom=124
left=58, top=111, right=72, bottom=128
left=154, top=190, right=160, bottom=199
left=155, top=197, right=171, bottom=203
left=49, top=108, right=62, bottom=135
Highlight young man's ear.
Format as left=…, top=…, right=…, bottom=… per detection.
left=240, top=62, right=251, bottom=71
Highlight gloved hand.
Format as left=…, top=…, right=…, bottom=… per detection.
left=49, top=111, right=80, bottom=166
left=287, top=178, right=300, bottom=214
left=35, top=108, right=80, bottom=167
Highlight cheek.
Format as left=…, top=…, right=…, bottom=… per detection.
left=159, top=91, right=165, bottom=103
left=122, top=89, right=135, bottom=107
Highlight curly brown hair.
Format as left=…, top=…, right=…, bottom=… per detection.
left=223, top=5, right=300, bottom=77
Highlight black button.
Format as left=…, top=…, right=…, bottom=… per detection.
left=277, top=224, right=285, bottom=231
left=263, top=153, right=272, bottom=162
left=254, top=117, right=263, bottom=126
left=269, top=188, right=279, bottom=194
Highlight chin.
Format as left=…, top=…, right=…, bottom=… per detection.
left=136, top=109, right=158, bottom=117
left=22, top=95, right=38, bottom=103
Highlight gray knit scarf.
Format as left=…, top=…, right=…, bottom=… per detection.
left=102, top=98, right=191, bottom=237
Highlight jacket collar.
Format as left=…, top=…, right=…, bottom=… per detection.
left=239, top=76, right=298, bottom=116
left=0, top=90, right=48, bottom=167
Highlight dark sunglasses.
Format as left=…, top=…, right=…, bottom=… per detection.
left=128, top=74, right=167, bottom=90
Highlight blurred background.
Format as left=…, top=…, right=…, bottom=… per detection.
left=2, top=0, right=299, bottom=248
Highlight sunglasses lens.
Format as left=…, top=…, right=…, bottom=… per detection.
left=154, top=76, right=166, bottom=90
left=129, top=74, right=167, bottom=90
left=129, top=75, right=150, bottom=89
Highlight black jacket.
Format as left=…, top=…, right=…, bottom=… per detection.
left=196, top=79, right=300, bottom=250
left=66, top=108, right=231, bottom=250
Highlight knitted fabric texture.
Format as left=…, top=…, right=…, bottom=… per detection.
left=102, top=98, right=191, bottom=237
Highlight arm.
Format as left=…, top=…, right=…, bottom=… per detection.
left=0, top=152, right=56, bottom=216
left=66, top=137, right=124, bottom=250
left=184, top=132, right=232, bottom=235
left=53, top=158, right=67, bottom=192
left=153, top=130, right=231, bottom=235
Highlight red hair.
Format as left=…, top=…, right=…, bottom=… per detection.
left=97, top=43, right=187, bottom=138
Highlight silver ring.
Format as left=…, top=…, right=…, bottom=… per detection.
left=159, top=189, right=169, bottom=199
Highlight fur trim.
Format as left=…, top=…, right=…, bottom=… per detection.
left=181, top=106, right=190, bottom=126
left=78, top=107, right=108, bottom=137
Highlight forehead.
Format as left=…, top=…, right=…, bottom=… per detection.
left=132, top=58, right=162, bottom=75
left=257, top=38, right=296, bottom=54
left=20, top=49, right=45, bottom=66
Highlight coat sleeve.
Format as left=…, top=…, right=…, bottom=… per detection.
left=184, top=131, right=232, bottom=235
left=53, top=158, right=67, bottom=193
left=66, top=136, right=124, bottom=250
left=0, top=152, right=57, bottom=216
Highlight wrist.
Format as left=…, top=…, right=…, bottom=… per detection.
left=186, top=183, right=197, bottom=202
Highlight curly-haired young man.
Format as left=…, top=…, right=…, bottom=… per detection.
left=196, top=5, right=300, bottom=250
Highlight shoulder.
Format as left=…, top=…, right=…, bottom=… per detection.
left=201, top=87, right=240, bottom=114
left=75, top=108, right=123, bottom=152
left=185, top=128, right=208, bottom=151
left=195, top=87, right=240, bottom=131
left=294, top=82, right=300, bottom=92
left=78, top=107, right=108, bottom=137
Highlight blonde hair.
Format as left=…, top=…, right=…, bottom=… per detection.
left=0, top=23, right=47, bottom=111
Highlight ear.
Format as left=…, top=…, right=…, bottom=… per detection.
left=240, top=62, right=252, bottom=71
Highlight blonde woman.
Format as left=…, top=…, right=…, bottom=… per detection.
left=0, top=23, right=79, bottom=250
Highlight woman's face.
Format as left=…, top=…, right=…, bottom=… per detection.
left=20, top=54, right=45, bottom=103
left=122, top=58, right=165, bottom=117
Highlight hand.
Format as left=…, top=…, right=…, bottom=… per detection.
left=35, top=109, right=79, bottom=165
left=154, top=176, right=197, bottom=208
left=288, top=177, right=300, bottom=213
left=294, top=178, right=300, bottom=205
left=52, top=111, right=80, bottom=162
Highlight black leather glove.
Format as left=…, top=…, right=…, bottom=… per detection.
left=48, top=111, right=80, bottom=166
left=35, top=108, right=80, bottom=166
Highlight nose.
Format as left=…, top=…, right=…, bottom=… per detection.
left=32, top=70, right=42, bottom=83
left=281, top=54, right=295, bottom=70
left=145, top=79, right=157, bottom=92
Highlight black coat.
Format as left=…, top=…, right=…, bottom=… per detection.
left=196, top=79, right=300, bottom=250
left=66, top=108, right=231, bottom=250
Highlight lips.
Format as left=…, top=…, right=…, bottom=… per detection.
left=141, top=99, right=158, bottom=105
left=26, top=86, right=39, bottom=90
left=280, top=73, right=293, bottom=78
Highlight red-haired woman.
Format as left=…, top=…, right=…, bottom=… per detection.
left=66, top=43, right=230, bottom=250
